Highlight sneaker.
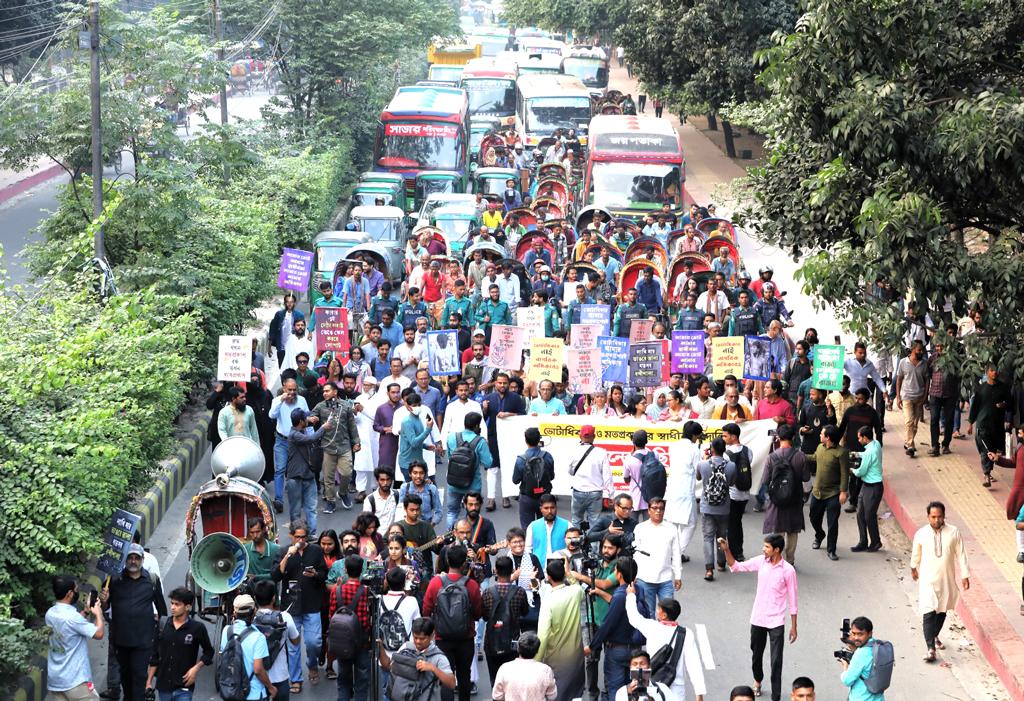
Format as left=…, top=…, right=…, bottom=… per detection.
left=340, top=494, right=353, bottom=509
left=471, top=682, right=479, bottom=695
left=323, top=501, right=335, bottom=514
left=273, top=500, right=284, bottom=514
left=1017, top=552, right=1024, bottom=564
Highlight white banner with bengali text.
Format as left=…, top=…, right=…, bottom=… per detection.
left=497, top=416, right=777, bottom=497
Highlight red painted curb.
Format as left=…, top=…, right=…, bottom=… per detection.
left=883, top=468, right=1024, bottom=701
left=0, top=163, right=65, bottom=206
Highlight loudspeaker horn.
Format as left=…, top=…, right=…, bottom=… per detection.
left=211, top=436, right=265, bottom=482
left=189, top=532, right=250, bottom=594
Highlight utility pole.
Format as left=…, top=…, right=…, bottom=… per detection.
left=89, top=0, right=104, bottom=260
left=214, top=0, right=227, bottom=127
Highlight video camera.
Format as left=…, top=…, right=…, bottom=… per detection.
left=360, top=560, right=387, bottom=595
left=833, top=618, right=854, bottom=662
left=627, top=668, right=652, bottom=701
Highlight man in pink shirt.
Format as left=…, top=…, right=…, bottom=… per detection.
left=720, top=534, right=798, bottom=701
left=753, top=379, right=795, bottom=426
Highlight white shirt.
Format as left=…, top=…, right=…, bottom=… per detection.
left=614, top=683, right=680, bottom=701
left=393, top=342, right=424, bottom=380
left=632, top=519, right=682, bottom=583
left=569, top=442, right=612, bottom=494
left=281, top=333, right=315, bottom=371
left=382, top=373, right=412, bottom=391
left=257, top=608, right=299, bottom=684
left=696, top=290, right=730, bottom=323
left=624, top=592, right=706, bottom=699
left=440, top=398, right=482, bottom=443
left=683, top=394, right=716, bottom=419
left=378, top=592, right=421, bottom=650
left=497, top=274, right=521, bottom=307
left=364, top=488, right=400, bottom=531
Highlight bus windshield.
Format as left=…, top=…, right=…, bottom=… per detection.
left=562, top=59, right=608, bottom=88
left=428, top=65, right=463, bottom=82
left=377, top=123, right=462, bottom=170
left=590, top=162, right=681, bottom=208
left=470, top=37, right=509, bottom=56
left=463, top=78, right=516, bottom=115
left=526, top=97, right=592, bottom=133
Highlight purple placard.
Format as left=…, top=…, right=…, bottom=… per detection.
left=671, top=330, right=705, bottom=374
left=277, top=248, right=314, bottom=292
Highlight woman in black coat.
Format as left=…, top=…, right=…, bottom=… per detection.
left=205, top=382, right=231, bottom=448
left=245, top=368, right=276, bottom=484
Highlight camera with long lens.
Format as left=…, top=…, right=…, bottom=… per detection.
left=833, top=618, right=854, bottom=662
left=360, top=560, right=387, bottom=594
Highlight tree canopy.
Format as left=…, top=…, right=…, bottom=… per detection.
left=501, top=0, right=629, bottom=41
left=742, top=0, right=1024, bottom=376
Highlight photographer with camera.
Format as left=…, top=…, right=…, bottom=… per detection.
left=838, top=617, right=891, bottom=700
left=587, top=494, right=638, bottom=552
left=614, top=649, right=680, bottom=701
left=586, top=556, right=638, bottom=701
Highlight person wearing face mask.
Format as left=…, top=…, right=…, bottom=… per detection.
left=47, top=575, right=106, bottom=701
left=99, top=544, right=167, bottom=701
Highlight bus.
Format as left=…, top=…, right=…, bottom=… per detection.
left=460, top=57, right=518, bottom=126
left=561, top=47, right=609, bottom=99
left=583, top=115, right=686, bottom=217
left=375, top=86, right=470, bottom=194
left=515, top=74, right=593, bottom=147
left=515, top=37, right=566, bottom=56
left=499, top=51, right=563, bottom=76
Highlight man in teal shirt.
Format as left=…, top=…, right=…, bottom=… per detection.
left=839, top=616, right=886, bottom=700
left=532, top=290, right=561, bottom=337
left=444, top=412, right=493, bottom=527
left=851, top=426, right=884, bottom=552
left=476, top=284, right=511, bottom=343
left=441, top=279, right=474, bottom=328
left=242, top=518, right=280, bottom=582
left=309, top=280, right=343, bottom=335
left=398, top=393, right=433, bottom=482
left=529, top=380, right=564, bottom=415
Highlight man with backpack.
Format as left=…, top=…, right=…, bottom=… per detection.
left=145, top=588, right=213, bottom=700
left=839, top=616, right=892, bottom=700
left=623, top=429, right=666, bottom=518
left=422, top=544, right=483, bottom=701
left=328, top=555, right=372, bottom=701
left=444, top=412, right=493, bottom=528
left=378, top=568, right=423, bottom=697
left=722, top=423, right=753, bottom=561
left=218, top=594, right=276, bottom=701
left=512, top=427, right=556, bottom=528
left=251, top=581, right=299, bottom=701
left=759, top=424, right=810, bottom=565
left=480, top=555, right=529, bottom=684
left=696, top=438, right=738, bottom=581
left=378, top=618, right=455, bottom=701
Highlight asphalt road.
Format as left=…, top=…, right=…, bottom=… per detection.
left=80, top=447, right=1007, bottom=701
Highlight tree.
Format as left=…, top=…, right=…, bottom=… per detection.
left=742, top=0, right=1024, bottom=378
left=618, top=0, right=797, bottom=154
left=0, top=0, right=59, bottom=83
left=501, top=0, right=629, bottom=41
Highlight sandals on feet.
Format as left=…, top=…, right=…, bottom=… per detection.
left=752, top=682, right=763, bottom=697
left=290, top=682, right=303, bottom=695
left=308, top=669, right=319, bottom=685
left=923, top=649, right=937, bottom=662
left=935, top=639, right=945, bottom=650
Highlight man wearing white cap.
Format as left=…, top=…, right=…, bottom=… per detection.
left=220, top=594, right=276, bottom=700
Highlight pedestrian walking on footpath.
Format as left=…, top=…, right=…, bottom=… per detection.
left=968, top=363, right=1011, bottom=488
left=721, top=534, right=798, bottom=701
left=910, top=501, right=969, bottom=663
left=895, top=340, right=928, bottom=457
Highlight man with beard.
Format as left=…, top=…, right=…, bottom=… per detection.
left=217, top=386, right=259, bottom=442
left=47, top=575, right=106, bottom=701
left=309, top=380, right=360, bottom=513
left=352, top=376, right=382, bottom=501
left=272, top=520, right=328, bottom=691
left=837, top=388, right=883, bottom=513
left=968, top=364, right=1012, bottom=488
left=373, top=383, right=403, bottom=474
left=243, top=517, right=280, bottom=584
left=441, top=380, right=482, bottom=445
left=282, top=317, right=315, bottom=372
left=99, top=544, right=167, bottom=701
left=895, top=340, right=929, bottom=458
left=269, top=378, right=309, bottom=513
left=481, top=373, right=525, bottom=512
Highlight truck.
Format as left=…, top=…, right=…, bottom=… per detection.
left=427, top=43, right=483, bottom=84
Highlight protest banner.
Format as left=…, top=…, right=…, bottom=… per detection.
left=671, top=330, right=705, bottom=374
left=628, top=341, right=663, bottom=387
left=528, top=337, right=565, bottom=383
left=315, top=307, right=350, bottom=353
left=629, top=319, right=655, bottom=344
left=217, top=335, right=251, bottom=382
left=743, top=335, right=773, bottom=381
left=488, top=324, right=525, bottom=371
left=277, top=247, right=315, bottom=292
left=517, top=306, right=545, bottom=343
left=427, top=330, right=461, bottom=376
left=567, top=348, right=601, bottom=394
left=710, top=336, right=744, bottom=380
left=96, top=509, right=141, bottom=576
left=812, top=344, right=845, bottom=390
left=598, top=335, right=628, bottom=385
left=658, top=339, right=671, bottom=383
left=570, top=324, right=600, bottom=349
left=498, top=416, right=777, bottom=497
left=580, top=304, right=610, bottom=337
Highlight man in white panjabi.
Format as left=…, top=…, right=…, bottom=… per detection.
left=910, top=501, right=969, bottom=662
left=664, top=421, right=704, bottom=564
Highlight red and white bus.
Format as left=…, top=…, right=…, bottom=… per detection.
left=459, top=57, right=518, bottom=127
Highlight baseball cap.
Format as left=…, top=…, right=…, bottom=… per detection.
left=290, top=407, right=308, bottom=424
left=233, top=594, right=256, bottom=613
left=580, top=425, right=596, bottom=439
left=126, top=544, right=145, bottom=559
left=472, top=327, right=486, bottom=336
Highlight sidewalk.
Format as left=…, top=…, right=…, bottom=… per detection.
left=882, top=421, right=1024, bottom=700
left=0, top=158, right=65, bottom=206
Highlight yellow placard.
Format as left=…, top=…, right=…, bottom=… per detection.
left=528, top=337, right=565, bottom=383
left=710, top=336, right=744, bottom=381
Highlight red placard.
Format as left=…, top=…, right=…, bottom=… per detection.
left=384, top=123, right=459, bottom=138
left=315, top=307, right=350, bottom=353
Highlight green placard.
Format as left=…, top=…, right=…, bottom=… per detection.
left=812, top=344, right=845, bottom=391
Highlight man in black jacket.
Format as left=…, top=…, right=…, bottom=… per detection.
left=481, top=373, right=526, bottom=511
left=145, top=587, right=213, bottom=698
left=271, top=520, right=328, bottom=688
left=100, top=544, right=167, bottom=701
left=585, top=494, right=637, bottom=552
left=838, top=388, right=884, bottom=512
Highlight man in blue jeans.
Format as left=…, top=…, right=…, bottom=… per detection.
left=444, top=412, right=493, bottom=528
left=269, top=378, right=308, bottom=512
left=569, top=425, right=611, bottom=527
left=584, top=556, right=638, bottom=701
left=631, top=497, right=682, bottom=617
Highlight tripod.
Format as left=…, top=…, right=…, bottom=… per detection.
left=367, top=589, right=382, bottom=701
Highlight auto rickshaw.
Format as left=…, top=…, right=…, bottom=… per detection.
left=346, top=205, right=410, bottom=281
left=359, top=171, right=406, bottom=189
left=474, top=167, right=520, bottom=201
left=415, top=171, right=463, bottom=211
left=311, top=230, right=363, bottom=306
left=432, top=206, right=480, bottom=258
left=350, top=181, right=408, bottom=212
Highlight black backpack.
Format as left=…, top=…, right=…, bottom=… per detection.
left=702, top=458, right=729, bottom=507
left=252, top=610, right=288, bottom=668
left=432, top=575, right=472, bottom=639
left=379, top=594, right=410, bottom=652
left=447, top=435, right=482, bottom=489
left=327, top=585, right=366, bottom=660
left=638, top=450, right=667, bottom=503
left=767, top=449, right=802, bottom=507
left=650, top=626, right=686, bottom=687
left=216, top=625, right=256, bottom=701
left=484, top=584, right=520, bottom=657
left=519, top=452, right=550, bottom=496
left=731, top=446, right=753, bottom=492
left=387, top=647, right=441, bottom=701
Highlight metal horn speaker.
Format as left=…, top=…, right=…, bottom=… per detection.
left=189, top=532, right=249, bottom=594
left=210, top=435, right=265, bottom=482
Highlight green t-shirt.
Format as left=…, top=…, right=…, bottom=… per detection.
left=591, top=560, right=618, bottom=625
left=397, top=519, right=437, bottom=574
left=243, top=540, right=280, bottom=581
